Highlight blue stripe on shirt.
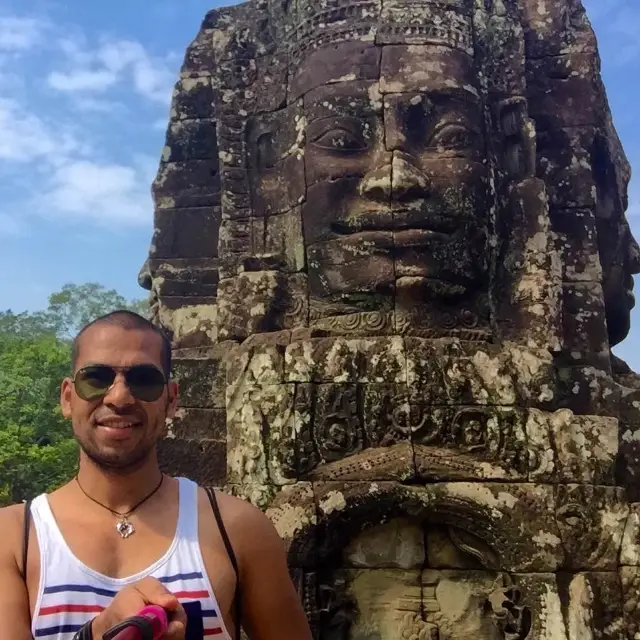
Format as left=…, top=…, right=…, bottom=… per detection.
left=35, top=624, right=84, bottom=637
left=43, top=584, right=117, bottom=597
left=159, top=571, right=204, bottom=583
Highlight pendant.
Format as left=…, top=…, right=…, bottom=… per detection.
left=116, top=518, right=135, bottom=539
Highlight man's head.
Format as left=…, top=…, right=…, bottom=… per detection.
left=61, top=310, right=178, bottom=472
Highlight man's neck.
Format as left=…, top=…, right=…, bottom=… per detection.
left=75, top=455, right=165, bottom=514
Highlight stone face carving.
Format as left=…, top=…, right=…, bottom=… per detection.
left=144, top=0, right=640, bottom=638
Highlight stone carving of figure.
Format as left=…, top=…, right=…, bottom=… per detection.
left=140, top=0, right=640, bottom=639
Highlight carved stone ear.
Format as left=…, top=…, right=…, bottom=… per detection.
left=497, top=97, right=537, bottom=181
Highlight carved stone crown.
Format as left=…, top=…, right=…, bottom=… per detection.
left=267, top=0, right=475, bottom=56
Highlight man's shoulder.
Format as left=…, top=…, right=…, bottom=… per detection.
left=0, top=503, right=28, bottom=564
left=195, top=485, right=282, bottom=555
left=196, top=485, right=272, bottom=527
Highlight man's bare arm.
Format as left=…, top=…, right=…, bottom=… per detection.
left=0, top=506, right=34, bottom=640
left=232, top=501, right=312, bottom=640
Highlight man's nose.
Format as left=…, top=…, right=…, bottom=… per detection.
left=359, top=151, right=432, bottom=202
left=102, top=374, right=136, bottom=406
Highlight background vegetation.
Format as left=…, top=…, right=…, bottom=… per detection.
left=0, top=284, right=149, bottom=506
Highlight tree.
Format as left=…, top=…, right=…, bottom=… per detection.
left=46, top=282, right=151, bottom=340
left=0, top=282, right=150, bottom=505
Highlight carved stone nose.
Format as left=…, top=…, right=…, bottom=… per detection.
left=391, top=152, right=431, bottom=201
left=138, top=259, right=152, bottom=290
left=628, top=235, right=640, bottom=274
left=359, top=152, right=431, bottom=202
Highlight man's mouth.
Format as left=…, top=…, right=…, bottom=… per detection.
left=96, top=419, right=142, bottom=429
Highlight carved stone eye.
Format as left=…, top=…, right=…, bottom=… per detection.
left=431, top=124, right=473, bottom=150
left=557, top=503, right=585, bottom=527
left=257, top=132, right=276, bottom=169
left=312, top=128, right=368, bottom=153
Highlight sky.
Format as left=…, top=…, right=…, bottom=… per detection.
left=0, top=0, right=638, bottom=366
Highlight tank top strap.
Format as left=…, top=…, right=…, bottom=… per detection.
left=174, top=477, right=200, bottom=544
left=30, top=493, right=63, bottom=555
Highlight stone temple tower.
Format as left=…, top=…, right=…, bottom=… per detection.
left=139, top=0, right=640, bottom=637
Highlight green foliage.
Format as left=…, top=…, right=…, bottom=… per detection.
left=47, top=282, right=150, bottom=339
left=0, top=282, right=150, bottom=505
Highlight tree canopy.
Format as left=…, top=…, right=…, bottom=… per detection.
left=0, top=283, right=150, bottom=506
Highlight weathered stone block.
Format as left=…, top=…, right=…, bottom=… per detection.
left=171, top=76, right=215, bottom=121
left=621, top=503, right=640, bottom=568
left=153, top=160, right=220, bottom=210
left=380, top=44, right=476, bottom=94
left=158, top=437, right=226, bottom=485
left=561, top=281, right=610, bottom=369
left=552, top=208, right=603, bottom=283
left=290, top=43, right=381, bottom=101
left=151, top=207, right=221, bottom=259
left=265, top=482, right=317, bottom=560
left=527, top=53, right=604, bottom=130
left=168, top=407, right=226, bottom=441
left=172, top=354, right=226, bottom=408
left=556, top=485, right=628, bottom=570
left=406, top=339, right=557, bottom=407
left=362, top=383, right=411, bottom=448
left=216, top=271, right=287, bottom=341
left=537, top=127, right=596, bottom=210
left=156, top=300, right=218, bottom=348
left=285, top=336, right=406, bottom=384
left=164, top=119, right=217, bottom=163
left=343, top=568, right=423, bottom=638
left=620, top=567, right=640, bottom=640
left=226, top=383, right=297, bottom=486
left=265, top=208, right=306, bottom=273
left=344, top=518, right=424, bottom=570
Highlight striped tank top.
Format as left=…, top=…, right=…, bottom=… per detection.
left=29, top=477, right=232, bottom=640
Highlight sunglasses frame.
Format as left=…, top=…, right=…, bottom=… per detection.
left=72, top=363, right=168, bottom=403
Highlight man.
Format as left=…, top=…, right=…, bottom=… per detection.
left=0, top=311, right=313, bottom=639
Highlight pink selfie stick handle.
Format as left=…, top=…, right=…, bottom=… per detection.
left=109, top=605, right=169, bottom=640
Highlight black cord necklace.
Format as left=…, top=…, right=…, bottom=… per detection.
left=75, top=474, right=164, bottom=539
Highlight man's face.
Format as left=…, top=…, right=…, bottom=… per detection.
left=61, top=324, right=178, bottom=471
left=251, top=44, right=490, bottom=311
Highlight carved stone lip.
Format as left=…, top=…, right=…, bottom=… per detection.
left=332, top=210, right=459, bottom=238
left=393, top=228, right=451, bottom=247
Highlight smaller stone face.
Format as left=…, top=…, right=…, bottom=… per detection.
left=344, top=518, right=425, bottom=570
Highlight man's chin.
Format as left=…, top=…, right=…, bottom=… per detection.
left=78, top=440, right=154, bottom=472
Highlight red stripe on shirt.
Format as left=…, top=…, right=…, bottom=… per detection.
left=204, top=629, right=224, bottom=636
left=40, top=604, right=105, bottom=616
left=175, top=590, right=210, bottom=599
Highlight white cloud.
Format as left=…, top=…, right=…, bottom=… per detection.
left=48, top=68, right=117, bottom=93
left=0, top=16, right=45, bottom=52
left=48, top=37, right=175, bottom=105
left=0, top=98, right=82, bottom=163
left=39, top=159, right=153, bottom=227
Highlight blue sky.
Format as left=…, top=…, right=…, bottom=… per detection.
left=1, top=0, right=639, bottom=366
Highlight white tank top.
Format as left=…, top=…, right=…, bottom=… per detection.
left=29, top=477, right=233, bottom=640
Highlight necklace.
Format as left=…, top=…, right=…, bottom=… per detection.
left=75, top=474, right=164, bottom=539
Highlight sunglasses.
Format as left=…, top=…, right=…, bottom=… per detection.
left=73, top=364, right=167, bottom=403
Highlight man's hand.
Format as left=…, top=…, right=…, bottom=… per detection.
left=92, top=577, right=187, bottom=640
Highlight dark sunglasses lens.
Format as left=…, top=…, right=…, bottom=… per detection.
left=75, top=366, right=115, bottom=400
left=125, top=366, right=166, bottom=402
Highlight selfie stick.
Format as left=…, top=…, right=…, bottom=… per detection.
left=105, top=605, right=169, bottom=640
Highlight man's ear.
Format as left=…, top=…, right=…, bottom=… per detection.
left=166, top=380, right=179, bottom=419
left=497, top=97, right=536, bottom=181
left=60, top=377, right=73, bottom=419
